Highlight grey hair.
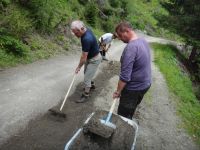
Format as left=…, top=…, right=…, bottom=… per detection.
left=71, top=20, right=86, bottom=30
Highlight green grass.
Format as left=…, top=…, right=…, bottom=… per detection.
left=151, top=43, right=200, bottom=144
left=28, top=34, right=64, bottom=60
left=0, top=48, right=29, bottom=67
left=126, top=0, right=183, bottom=41
left=0, top=34, right=66, bottom=68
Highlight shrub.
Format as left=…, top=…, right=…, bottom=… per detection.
left=78, top=0, right=89, bottom=5
left=101, top=17, right=117, bottom=32
left=84, top=2, right=98, bottom=27
left=0, top=35, right=30, bottom=56
left=0, top=0, right=11, bottom=7
left=2, top=4, right=33, bottom=37
left=101, top=7, right=114, bottom=16
left=25, top=0, right=68, bottom=32
left=109, top=0, right=121, bottom=8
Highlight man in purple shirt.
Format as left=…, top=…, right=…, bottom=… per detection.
left=113, top=21, right=151, bottom=119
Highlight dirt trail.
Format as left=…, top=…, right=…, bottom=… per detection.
left=0, top=34, right=199, bottom=149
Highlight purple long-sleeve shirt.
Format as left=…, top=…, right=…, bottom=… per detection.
left=120, top=38, right=151, bottom=90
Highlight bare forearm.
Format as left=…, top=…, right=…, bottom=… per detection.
left=117, top=80, right=126, bottom=93
left=75, top=52, right=88, bottom=74
left=113, top=80, right=126, bottom=98
left=78, top=55, right=86, bottom=68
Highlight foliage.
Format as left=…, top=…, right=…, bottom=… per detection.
left=0, top=0, right=11, bottom=9
left=0, top=0, right=191, bottom=68
left=84, top=2, right=98, bottom=27
left=109, top=0, right=121, bottom=8
left=23, top=0, right=68, bottom=32
left=156, top=0, right=200, bottom=81
left=0, top=35, right=30, bottom=56
left=78, top=0, right=89, bottom=5
left=28, top=34, right=64, bottom=60
left=101, top=6, right=115, bottom=16
left=126, top=0, right=162, bottom=33
left=101, top=17, right=118, bottom=32
left=67, top=0, right=84, bottom=19
left=0, top=0, right=11, bottom=7
left=152, top=43, right=200, bottom=144
left=1, top=4, right=33, bottom=37
left=158, top=0, right=200, bottom=44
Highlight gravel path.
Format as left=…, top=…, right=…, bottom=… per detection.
left=0, top=33, right=199, bottom=149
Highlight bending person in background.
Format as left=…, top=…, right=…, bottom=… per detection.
left=99, top=33, right=117, bottom=61
left=113, top=21, right=151, bottom=119
left=71, top=20, right=102, bottom=103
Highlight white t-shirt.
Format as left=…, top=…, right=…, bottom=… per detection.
left=99, top=33, right=113, bottom=44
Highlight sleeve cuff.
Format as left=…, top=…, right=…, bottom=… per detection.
left=119, top=77, right=128, bottom=83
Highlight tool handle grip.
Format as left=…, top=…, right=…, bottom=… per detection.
left=60, top=74, right=76, bottom=111
left=105, top=98, right=117, bottom=122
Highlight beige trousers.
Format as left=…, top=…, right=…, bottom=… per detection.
left=84, top=53, right=101, bottom=92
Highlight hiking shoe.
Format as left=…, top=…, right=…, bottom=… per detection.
left=76, top=93, right=89, bottom=103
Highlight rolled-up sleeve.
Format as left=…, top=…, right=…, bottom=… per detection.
left=120, top=45, right=137, bottom=82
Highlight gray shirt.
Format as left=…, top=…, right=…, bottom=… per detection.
left=120, top=38, right=151, bottom=90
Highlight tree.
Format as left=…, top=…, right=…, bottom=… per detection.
left=158, top=0, right=200, bottom=81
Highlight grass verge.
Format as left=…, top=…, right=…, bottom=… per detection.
left=151, top=43, right=200, bottom=144
left=0, top=33, right=69, bottom=68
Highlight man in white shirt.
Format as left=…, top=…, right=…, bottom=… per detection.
left=99, top=33, right=117, bottom=60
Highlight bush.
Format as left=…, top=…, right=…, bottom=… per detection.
left=101, top=17, right=117, bottom=32
left=25, top=0, right=68, bottom=32
left=78, top=0, right=89, bottom=5
left=2, top=4, right=33, bottom=37
left=0, top=35, right=30, bottom=56
left=109, top=0, right=121, bottom=8
left=129, top=15, right=145, bottom=30
left=101, top=7, right=114, bottom=16
left=84, top=2, right=98, bottom=27
left=0, top=0, right=11, bottom=7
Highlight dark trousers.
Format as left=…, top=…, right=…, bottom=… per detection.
left=100, top=50, right=106, bottom=57
left=117, top=86, right=150, bottom=119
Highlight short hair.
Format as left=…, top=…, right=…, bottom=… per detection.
left=115, top=21, right=133, bottom=33
left=71, top=20, right=86, bottom=30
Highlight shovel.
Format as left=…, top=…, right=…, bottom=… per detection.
left=84, top=98, right=118, bottom=138
left=100, top=98, right=117, bottom=129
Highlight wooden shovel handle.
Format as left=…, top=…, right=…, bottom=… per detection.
left=105, top=98, right=118, bottom=123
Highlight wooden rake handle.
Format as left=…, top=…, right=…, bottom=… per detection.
left=60, top=74, right=76, bottom=111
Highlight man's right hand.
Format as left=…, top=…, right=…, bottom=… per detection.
left=113, top=91, right=120, bottom=99
left=75, top=67, right=81, bottom=74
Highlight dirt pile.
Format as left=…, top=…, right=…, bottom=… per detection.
left=69, top=110, right=135, bottom=150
